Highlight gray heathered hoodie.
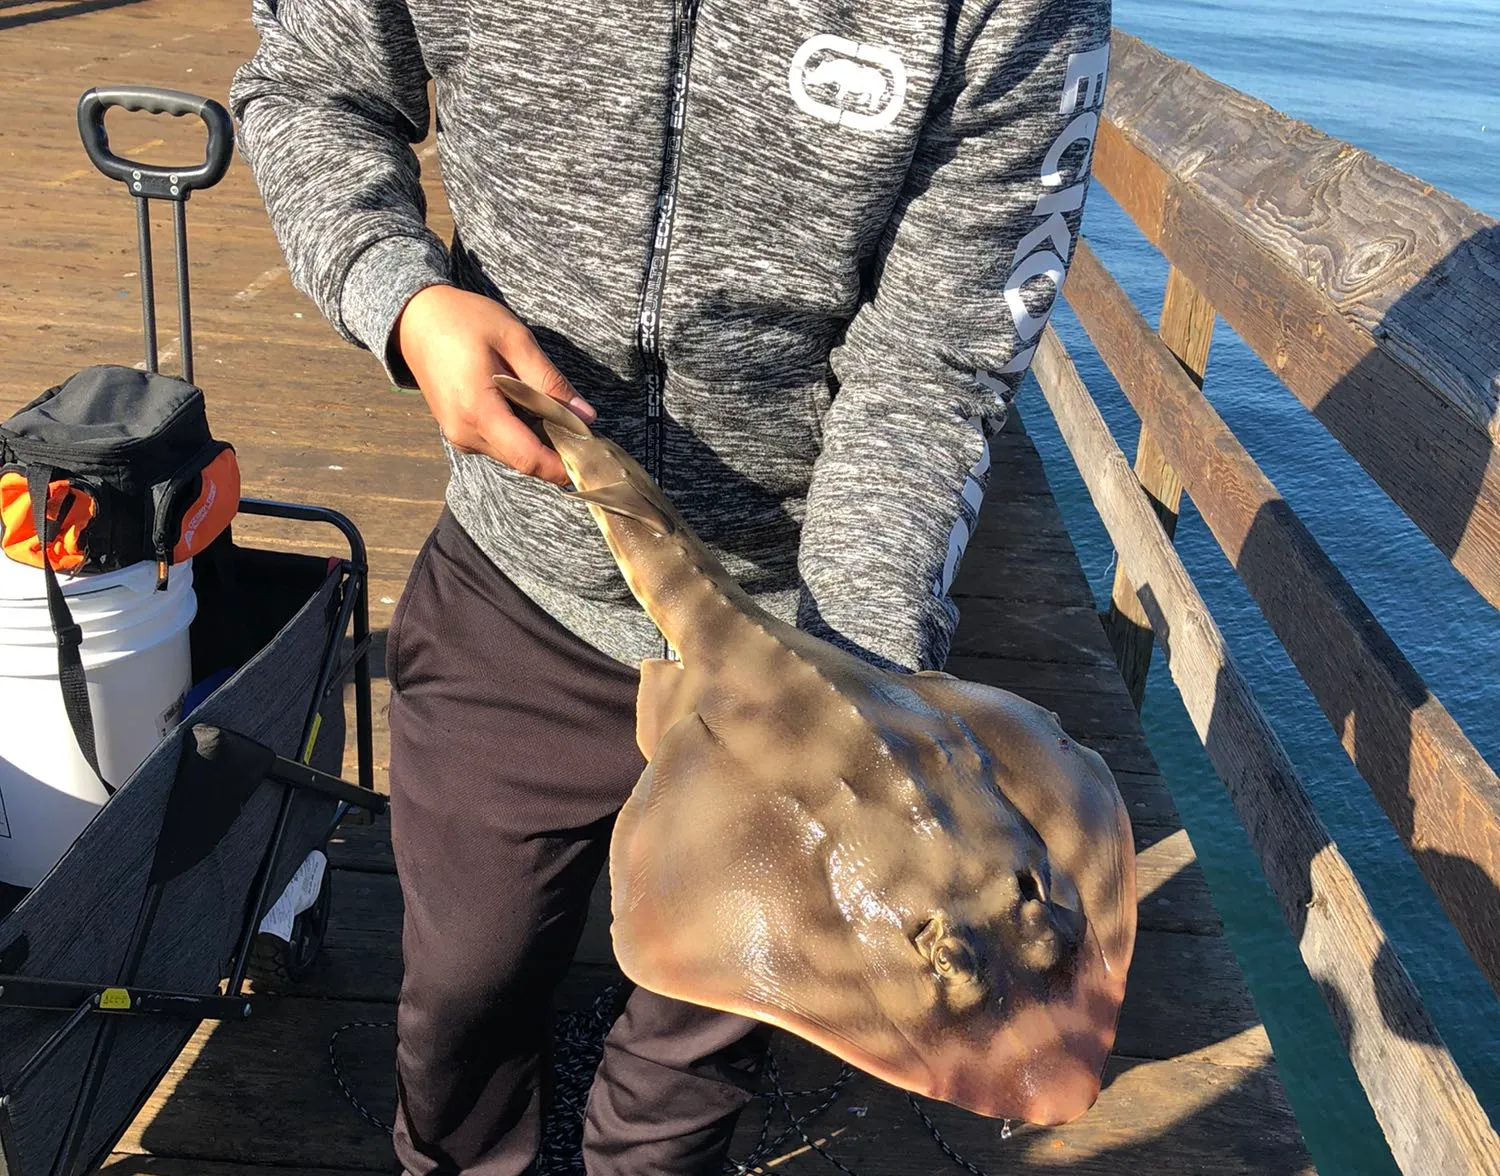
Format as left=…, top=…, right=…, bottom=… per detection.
left=228, top=0, right=1112, bottom=673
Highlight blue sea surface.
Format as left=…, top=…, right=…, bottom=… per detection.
left=1019, top=2, right=1500, bottom=1172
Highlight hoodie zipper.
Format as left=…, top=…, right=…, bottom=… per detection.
left=637, top=0, right=701, bottom=659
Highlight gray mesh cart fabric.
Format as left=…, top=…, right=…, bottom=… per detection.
left=0, top=510, right=380, bottom=1176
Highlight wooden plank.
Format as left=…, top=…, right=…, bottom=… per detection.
left=1107, top=770, right=1187, bottom=836
left=0, top=36, right=216, bottom=77
left=1096, top=30, right=1500, bottom=610
left=234, top=517, right=426, bottom=567
left=951, top=534, right=1094, bottom=605
left=1065, top=733, right=1161, bottom=778
left=1131, top=829, right=1220, bottom=934
left=0, top=302, right=366, bottom=368
left=982, top=416, right=1059, bottom=492
left=944, top=654, right=1148, bottom=698
left=115, top=998, right=405, bottom=1170
left=339, top=683, right=392, bottom=797
left=726, top=1032, right=1302, bottom=1170
left=239, top=498, right=442, bottom=577
left=274, top=907, right=622, bottom=1007
left=327, top=818, right=395, bottom=873
left=1032, top=322, right=1500, bottom=1176
left=0, top=0, right=238, bottom=37
left=964, top=499, right=1080, bottom=555
left=0, top=170, right=447, bottom=242
left=1093, top=117, right=1166, bottom=245
left=1064, top=237, right=1500, bottom=1002
left=233, top=440, right=446, bottom=507
left=983, top=682, right=1158, bottom=744
left=1102, top=265, right=1215, bottom=707
left=730, top=1035, right=1311, bottom=1175
left=118, top=980, right=617, bottom=1168
left=0, top=26, right=334, bottom=81
left=949, top=600, right=1120, bottom=668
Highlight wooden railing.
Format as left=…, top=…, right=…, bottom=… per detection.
left=1036, top=29, right=1500, bottom=1176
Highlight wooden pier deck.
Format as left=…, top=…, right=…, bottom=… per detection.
left=0, top=1, right=1312, bottom=1171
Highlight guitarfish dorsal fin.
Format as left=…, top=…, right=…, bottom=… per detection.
left=492, top=374, right=592, bottom=436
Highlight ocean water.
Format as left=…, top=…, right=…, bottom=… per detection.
left=1018, top=2, right=1500, bottom=1173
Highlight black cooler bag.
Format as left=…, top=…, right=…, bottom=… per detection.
left=0, top=363, right=239, bottom=789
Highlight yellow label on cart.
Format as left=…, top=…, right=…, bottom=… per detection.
left=302, top=713, right=323, bottom=763
left=98, top=987, right=132, bottom=1011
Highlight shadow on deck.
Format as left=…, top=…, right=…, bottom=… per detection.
left=0, top=0, right=149, bottom=32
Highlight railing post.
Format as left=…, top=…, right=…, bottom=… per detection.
left=1102, top=265, right=1215, bottom=708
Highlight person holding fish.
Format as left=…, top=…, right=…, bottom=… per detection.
left=229, top=0, right=1116, bottom=1172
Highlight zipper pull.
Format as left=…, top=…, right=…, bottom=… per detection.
left=156, top=550, right=170, bottom=591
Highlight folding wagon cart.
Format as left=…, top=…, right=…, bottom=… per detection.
left=0, top=86, right=386, bottom=1176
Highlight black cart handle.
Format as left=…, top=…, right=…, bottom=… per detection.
left=76, top=85, right=233, bottom=200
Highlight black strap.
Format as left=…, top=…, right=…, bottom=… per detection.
left=209, top=523, right=238, bottom=595
left=26, top=464, right=113, bottom=795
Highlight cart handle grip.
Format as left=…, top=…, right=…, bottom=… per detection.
left=77, top=85, right=234, bottom=200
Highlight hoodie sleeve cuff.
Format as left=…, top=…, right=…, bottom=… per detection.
left=337, top=233, right=452, bottom=388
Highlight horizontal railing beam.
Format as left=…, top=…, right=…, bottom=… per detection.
left=1095, top=30, right=1500, bottom=612
left=1031, top=323, right=1500, bottom=1175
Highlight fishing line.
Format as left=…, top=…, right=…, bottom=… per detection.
left=328, top=1018, right=397, bottom=1134
left=728, top=1052, right=857, bottom=1175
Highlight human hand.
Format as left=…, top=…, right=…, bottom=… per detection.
left=395, top=284, right=596, bottom=485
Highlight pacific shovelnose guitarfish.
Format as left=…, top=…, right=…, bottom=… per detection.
left=494, top=374, right=1136, bottom=1126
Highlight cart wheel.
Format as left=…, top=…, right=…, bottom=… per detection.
left=248, top=866, right=333, bottom=988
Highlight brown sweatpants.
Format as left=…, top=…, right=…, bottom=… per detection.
left=386, top=507, right=770, bottom=1176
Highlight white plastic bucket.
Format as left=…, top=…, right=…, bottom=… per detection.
left=0, top=554, right=197, bottom=888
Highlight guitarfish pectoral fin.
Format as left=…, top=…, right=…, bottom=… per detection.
left=566, top=482, right=676, bottom=537
left=635, top=658, right=697, bottom=760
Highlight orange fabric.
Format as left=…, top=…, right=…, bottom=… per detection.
left=0, top=471, right=96, bottom=572
left=171, top=448, right=240, bottom=563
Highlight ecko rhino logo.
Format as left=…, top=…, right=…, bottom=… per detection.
left=789, top=34, right=907, bottom=131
